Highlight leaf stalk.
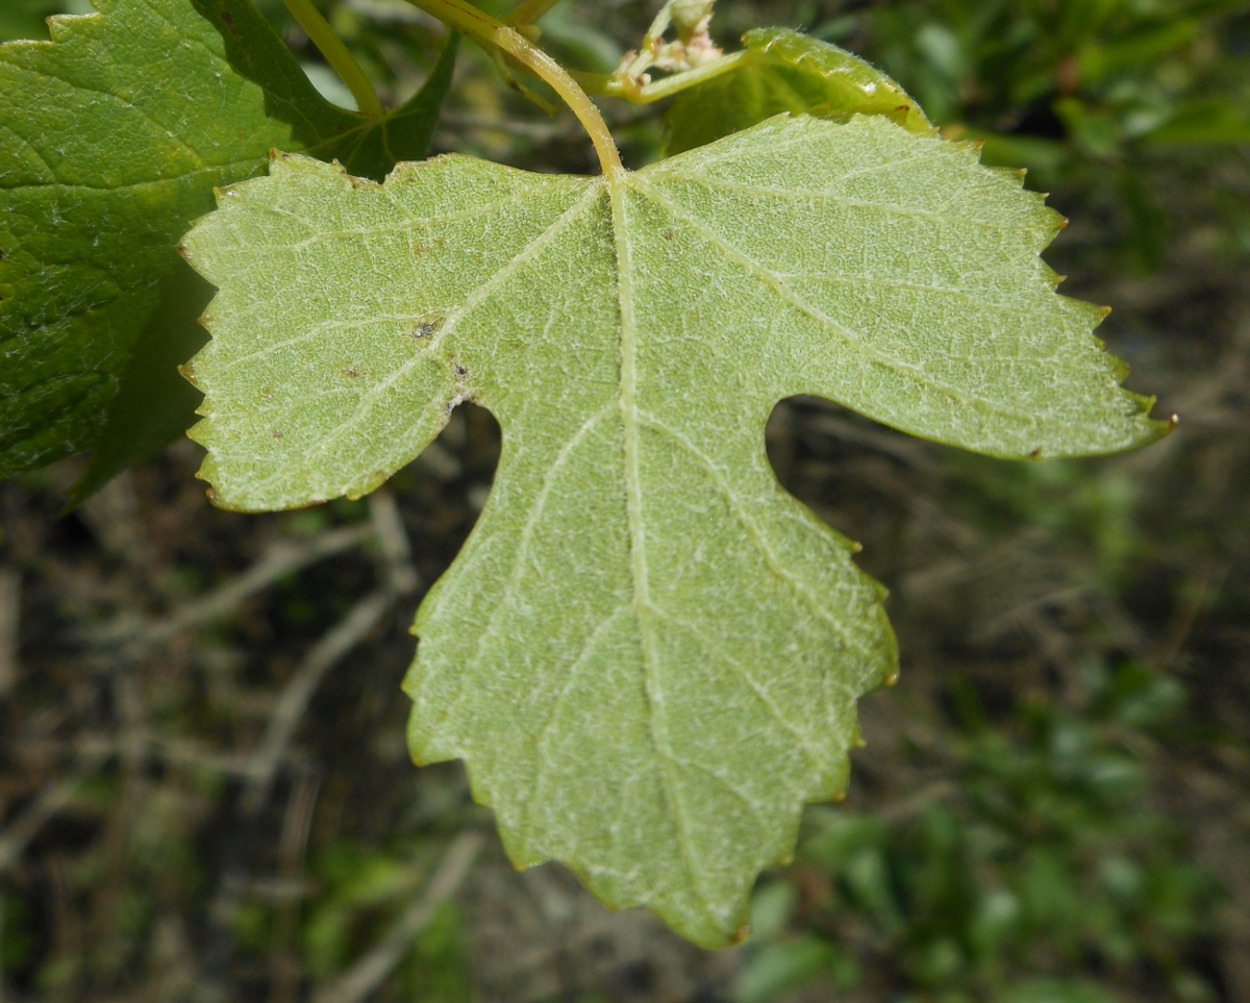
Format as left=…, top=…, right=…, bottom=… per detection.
left=402, top=0, right=623, bottom=175
left=282, top=0, right=384, bottom=119
left=574, top=49, right=747, bottom=104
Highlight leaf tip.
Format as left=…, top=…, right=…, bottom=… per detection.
left=178, top=362, right=198, bottom=387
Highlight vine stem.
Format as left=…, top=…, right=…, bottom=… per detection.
left=401, top=0, right=623, bottom=175
left=576, top=49, right=748, bottom=104
left=282, top=0, right=384, bottom=119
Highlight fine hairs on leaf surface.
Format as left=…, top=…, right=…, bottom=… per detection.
left=2, top=0, right=1172, bottom=949
left=181, top=21, right=1168, bottom=940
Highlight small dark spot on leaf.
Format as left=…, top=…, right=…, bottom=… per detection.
left=219, top=10, right=238, bottom=36
left=452, top=361, right=469, bottom=380
left=1028, top=447, right=1043, bottom=459
left=663, top=231, right=674, bottom=242
left=341, top=367, right=362, bottom=379
left=272, top=429, right=283, bottom=439
left=415, top=242, right=428, bottom=255
left=412, top=316, right=441, bottom=339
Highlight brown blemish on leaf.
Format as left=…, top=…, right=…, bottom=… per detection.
left=272, top=429, right=283, bottom=439
left=1028, top=447, right=1043, bottom=459
left=219, top=10, right=238, bottom=37
left=412, top=316, right=442, bottom=340
left=341, top=367, right=362, bottom=379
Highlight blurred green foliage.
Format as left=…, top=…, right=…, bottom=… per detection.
left=736, top=660, right=1221, bottom=1003
left=234, top=837, right=475, bottom=999
left=814, top=0, right=1250, bottom=272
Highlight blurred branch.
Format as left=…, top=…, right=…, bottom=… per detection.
left=310, top=829, right=485, bottom=1003
left=89, top=523, right=373, bottom=656
left=240, top=587, right=396, bottom=814
left=0, top=568, right=18, bottom=698
left=0, top=748, right=110, bottom=874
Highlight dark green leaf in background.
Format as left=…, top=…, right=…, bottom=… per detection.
left=0, top=0, right=455, bottom=495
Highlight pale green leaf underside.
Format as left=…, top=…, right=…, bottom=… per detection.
left=181, top=114, right=1164, bottom=945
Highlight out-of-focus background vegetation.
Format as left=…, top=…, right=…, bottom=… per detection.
left=2, top=0, right=1247, bottom=1000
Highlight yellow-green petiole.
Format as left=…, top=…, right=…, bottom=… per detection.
left=282, top=0, right=384, bottom=119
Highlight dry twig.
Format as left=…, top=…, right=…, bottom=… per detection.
left=310, top=830, right=485, bottom=1003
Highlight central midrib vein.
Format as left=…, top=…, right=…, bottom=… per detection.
left=609, top=174, right=704, bottom=910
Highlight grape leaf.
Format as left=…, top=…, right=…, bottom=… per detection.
left=0, top=0, right=455, bottom=490
left=179, top=113, right=1167, bottom=945
left=665, top=27, right=932, bottom=155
